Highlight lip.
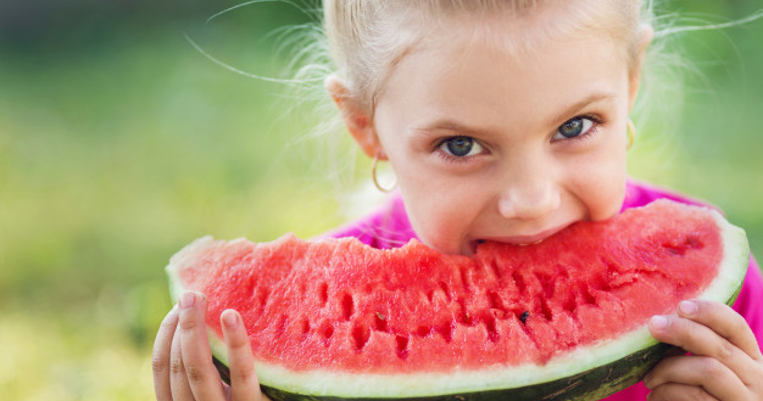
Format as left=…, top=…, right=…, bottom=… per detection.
left=478, top=223, right=572, bottom=246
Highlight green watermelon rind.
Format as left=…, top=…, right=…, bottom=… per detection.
left=258, top=342, right=686, bottom=401
left=166, top=202, right=749, bottom=400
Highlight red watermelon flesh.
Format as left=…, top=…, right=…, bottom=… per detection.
left=168, top=200, right=738, bottom=377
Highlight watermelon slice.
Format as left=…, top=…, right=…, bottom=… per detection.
left=166, top=199, right=749, bottom=400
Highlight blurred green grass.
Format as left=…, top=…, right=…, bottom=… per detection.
left=1, top=0, right=762, bottom=399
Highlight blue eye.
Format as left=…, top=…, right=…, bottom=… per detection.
left=440, top=136, right=483, bottom=157
left=554, top=116, right=594, bottom=140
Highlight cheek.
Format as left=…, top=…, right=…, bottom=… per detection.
left=396, top=171, right=480, bottom=254
left=575, top=146, right=628, bottom=220
left=375, top=133, right=465, bottom=252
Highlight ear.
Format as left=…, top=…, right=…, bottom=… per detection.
left=627, top=24, right=654, bottom=112
left=324, top=74, right=386, bottom=159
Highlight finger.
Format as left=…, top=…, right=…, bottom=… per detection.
left=153, top=306, right=179, bottom=401
left=170, top=314, right=196, bottom=401
left=221, top=309, right=266, bottom=401
left=677, top=300, right=762, bottom=360
left=649, top=313, right=756, bottom=381
left=647, top=382, right=720, bottom=401
left=644, top=355, right=746, bottom=400
left=178, top=291, right=226, bottom=401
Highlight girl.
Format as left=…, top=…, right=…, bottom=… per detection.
left=152, top=1, right=763, bottom=400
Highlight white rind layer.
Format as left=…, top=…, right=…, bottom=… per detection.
left=166, top=204, right=749, bottom=398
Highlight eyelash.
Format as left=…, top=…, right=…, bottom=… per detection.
left=433, top=114, right=604, bottom=163
left=434, top=138, right=485, bottom=164
left=555, top=114, right=604, bottom=144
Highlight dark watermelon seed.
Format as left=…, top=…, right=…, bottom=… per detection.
left=519, top=310, right=529, bottom=324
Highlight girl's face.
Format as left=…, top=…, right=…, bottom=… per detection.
left=337, top=6, right=649, bottom=256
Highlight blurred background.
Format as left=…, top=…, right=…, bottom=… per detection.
left=1, top=0, right=761, bottom=399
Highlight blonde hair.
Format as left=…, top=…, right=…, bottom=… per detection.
left=322, top=0, right=650, bottom=112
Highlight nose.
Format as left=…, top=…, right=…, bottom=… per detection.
left=497, top=170, right=561, bottom=221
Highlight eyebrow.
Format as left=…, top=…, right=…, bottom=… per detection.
left=414, top=91, right=618, bottom=137
left=548, top=92, right=618, bottom=127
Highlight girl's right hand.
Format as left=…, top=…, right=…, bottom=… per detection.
left=152, top=291, right=271, bottom=401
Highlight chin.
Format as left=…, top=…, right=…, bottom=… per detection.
left=421, top=237, right=473, bottom=257
left=591, top=205, right=623, bottom=222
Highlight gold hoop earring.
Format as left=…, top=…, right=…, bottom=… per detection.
left=627, top=120, right=637, bottom=150
left=372, top=155, right=397, bottom=193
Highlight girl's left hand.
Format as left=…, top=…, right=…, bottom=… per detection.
left=645, top=299, right=763, bottom=400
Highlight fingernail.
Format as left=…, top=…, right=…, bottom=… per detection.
left=679, top=300, right=697, bottom=316
left=222, top=310, right=238, bottom=329
left=179, top=292, right=196, bottom=309
left=650, top=315, right=669, bottom=330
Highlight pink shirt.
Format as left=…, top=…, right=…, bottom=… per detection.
left=329, top=179, right=763, bottom=400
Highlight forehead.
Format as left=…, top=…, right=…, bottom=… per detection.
left=412, top=0, right=629, bottom=63
left=375, top=3, right=630, bottom=129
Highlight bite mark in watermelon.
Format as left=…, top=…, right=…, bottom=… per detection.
left=166, top=199, right=749, bottom=400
